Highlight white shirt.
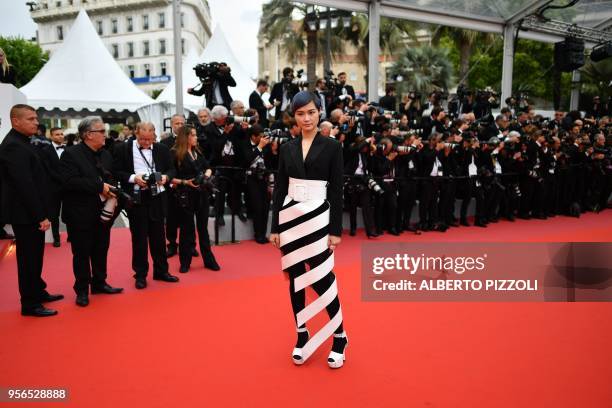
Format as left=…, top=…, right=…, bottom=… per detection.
left=52, top=142, right=65, bottom=159
left=430, top=156, right=443, bottom=177
left=354, top=153, right=364, bottom=176
left=128, top=140, right=165, bottom=192
left=213, top=81, right=223, bottom=105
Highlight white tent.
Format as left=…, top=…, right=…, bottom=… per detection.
left=21, top=9, right=154, bottom=112
left=155, top=27, right=255, bottom=112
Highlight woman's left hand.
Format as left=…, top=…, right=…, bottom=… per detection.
left=328, top=235, right=341, bottom=252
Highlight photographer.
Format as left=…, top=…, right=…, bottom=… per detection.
left=473, top=88, right=500, bottom=120
left=332, top=72, right=355, bottom=103
left=314, top=78, right=329, bottom=119
left=188, top=62, right=236, bottom=110
left=249, top=80, right=273, bottom=127
left=204, top=105, right=244, bottom=226
left=519, top=130, right=547, bottom=219
left=379, top=86, right=397, bottom=112
left=269, top=67, right=300, bottom=120
left=399, top=92, right=422, bottom=124
left=60, top=117, right=124, bottom=306
left=237, top=125, right=271, bottom=244
left=395, top=133, right=421, bottom=232
left=417, top=134, right=446, bottom=232
left=344, top=136, right=377, bottom=237
left=113, top=122, right=179, bottom=289
left=588, top=133, right=612, bottom=212
left=457, top=135, right=487, bottom=227
left=371, top=137, right=400, bottom=236
left=170, top=125, right=220, bottom=273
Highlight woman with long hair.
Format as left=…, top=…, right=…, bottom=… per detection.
left=0, top=47, right=16, bottom=85
left=269, top=91, right=348, bottom=369
left=170, top=125, right=220, bottom=273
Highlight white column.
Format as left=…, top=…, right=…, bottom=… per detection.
left=368, top=0, right=381, bottom=101
left=501, top=24, right=515, bottom=105
left=172, top=0, right=183, bottom=114
left=570, top=70, right=581, bottom=111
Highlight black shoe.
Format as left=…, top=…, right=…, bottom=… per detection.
left=435, top=224, right=449, bottom=232
left=53, top=240, right=61, bottom=247
left=91, top=284, right=123, bottom=294
left=506, top=215, right=516, bottom=222
left=475, top=220, right=488, bottom=228
left=460, top=219, right=470, bottom=227
left=40, top=293, right=64, bottom=303
left=203, top=250, right=221, bottom=271
left=255, top=237, right=268, bottom=244
left=349, top=229, right=356, bottom=236
left=153, top=273, right=179, bottom=283
left=0, top=230, right=15, bottom=240
left=216, top=216, right=225, bottom=227
left=21, top=306, right=57, bottom=317
left=388, top=228, right=400, bottom=236
left=237, top=212, right=248, bottom=222
left=166, top=245, right=177, bottom=258
left=191, top=248, right=199, bottom=257
left=135, top=279, right=147, bottom=289
left=366, top=231, right=379, bottom=238
left=179, top=265, right=189, bottom=273
left=76, top=293, right=89, bottom=307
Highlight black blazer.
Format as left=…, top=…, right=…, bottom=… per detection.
left=188, top=71, right=236, bottom=109
left=249, top=90, right=269, bottom=126
left=112, top=141, right=176, bottom=196
left=0, top=129, right=50, bottom=224
left=269, top=82, right=299, bottom=119
left=271, top=133, right=344, bottom=236
left=334, top=84, right=356, bottom=100
left=40, top=143, right=64, bottom=193
left=60, top=143, right=112, bottom=227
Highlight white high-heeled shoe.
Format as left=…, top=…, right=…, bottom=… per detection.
left=292, top=327, right=309, bottom=365
left=328, top=331, right=348, bottom=369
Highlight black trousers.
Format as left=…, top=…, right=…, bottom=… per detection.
left=178, top=190, right=212, bottom=268
left=12, top=223, right=47, bottom=309
left=66, top=222, right=110, bottom=294
left=166, top=189, right=179, bottom=248
left=286, top=250, right=343, bottom=335
left=49, top=191, right=62, bottom=242
left=375, top=182, right=398, bottom=232
left=439, top=179, right=456, bottom=225
left=245, top=176, right=269, bottom=241
left=127, top=198, right=169, bottom=279
left=419, top=178, right=441, bottom=227
left=396, top=179, right=418, bottom=229
left=215, top=170, right=241, bottom=217
left=460, top=178, right=485, bottom=221
left=346, top=182, right=375, bottom=234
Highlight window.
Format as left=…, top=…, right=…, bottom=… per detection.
left=142, top=14, right=149, bottom=30
left=158, top=12, right=165, bottom=29
left=143, top=41, right=149, bottom=56
left=68, top=0, right=73, bottom=5
left=56, top=26, right=63, bottom=40
left=111, top=19, right=118, bottom=34
left=112, top=44, right=118, bottom=58
left=56, top=1, right=61, bottom=7
left=159, top=39, right=166, bottom=55
left=127, top=42, right=134, bottom=57
left=128, top=65, right=135, bottom=78
left=126, top=17, right=133, bottom=32
left=97, top=20, right=103, bottom=35
left=160, top=62, right=167, bottom=76
left=181, top=38, right=185, bottom=55
left=180, top=12, right=185, bottom=28
left=144, top=64, right=150, bottom=77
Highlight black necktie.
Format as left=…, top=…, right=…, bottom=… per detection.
left=56, top=145, right=65, bottom=150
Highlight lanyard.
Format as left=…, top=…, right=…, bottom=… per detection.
left=137, top=146, right=155, bottom=173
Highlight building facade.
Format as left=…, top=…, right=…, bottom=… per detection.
left=30, top=0, right=212, bottom=95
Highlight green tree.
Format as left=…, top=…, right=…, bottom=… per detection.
left=0, top=36, right=48, bottom=87
left=389, top=45, right=454, bottom=96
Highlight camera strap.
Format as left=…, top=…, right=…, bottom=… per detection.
left=137, top=146, right=156, bottom=173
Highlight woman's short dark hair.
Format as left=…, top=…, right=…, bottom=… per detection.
left=290, top=91, right=321, bottom=114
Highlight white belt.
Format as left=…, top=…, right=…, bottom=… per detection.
left=288, top=177, right=327, bottom=202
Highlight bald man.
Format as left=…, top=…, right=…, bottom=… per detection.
left=0, top=104, right=63, bottom=317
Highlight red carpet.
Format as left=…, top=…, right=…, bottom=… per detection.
left=1, top=213, right=611, bottom=407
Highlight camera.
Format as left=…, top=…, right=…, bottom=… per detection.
left=263, top=128, right=291, bottom=144
left=364, top=175, right=384, bottom=195
left=284, top=68, right=308, bottom=88
left=100, top=186, right=133, bottom=224
left=194, top=62, right=222, bottom=80
left=226, top=115, right=257, bottom=125
left=142, top=172, right=162, bottom=196
left=193, top=173, right=219, bottom=194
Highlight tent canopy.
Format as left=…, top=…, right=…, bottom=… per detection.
left=156, top=26, right=255, bottom=113
left=21, top=9, right=154, bottom=112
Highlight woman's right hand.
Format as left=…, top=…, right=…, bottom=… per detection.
left=185, top=179, right=198, bottom=189
left=269, top=233, right=280, bottom=249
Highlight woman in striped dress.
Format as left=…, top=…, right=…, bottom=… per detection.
left=269, top=91, right=348, bottom=369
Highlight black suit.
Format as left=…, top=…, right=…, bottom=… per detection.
left=60, top=143, right=114, bottom=294
left=0, top=129, right=51, bottom=310
left=334, top=84, right=356, bottom=101
left=269, top=81, right=299, bottom=120
left=237, top=139, right=270, bottom=241
left=40, top=143, right=65, bottom=242
left=113, top=141, right=175, bottom=279
left=249, top=90, right=269, bottom=128
left=159, top=133, right=179, bottom=250
left=188, top=70, right=236, bottom=110
left=271, top=133, right=344, bottom=236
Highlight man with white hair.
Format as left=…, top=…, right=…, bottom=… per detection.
left=203, top=105, right=245, bottom=225
left=113, top=122, right=179, bottom=289
left=60, top=116, right=124, bottom=307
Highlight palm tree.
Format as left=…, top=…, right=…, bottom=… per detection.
left=432, top=27, right=497, bottom=86
left=389, top=45, right=454, bottom=96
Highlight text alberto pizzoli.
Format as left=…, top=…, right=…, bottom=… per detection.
left=370, top=254, right=538, bottom=292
